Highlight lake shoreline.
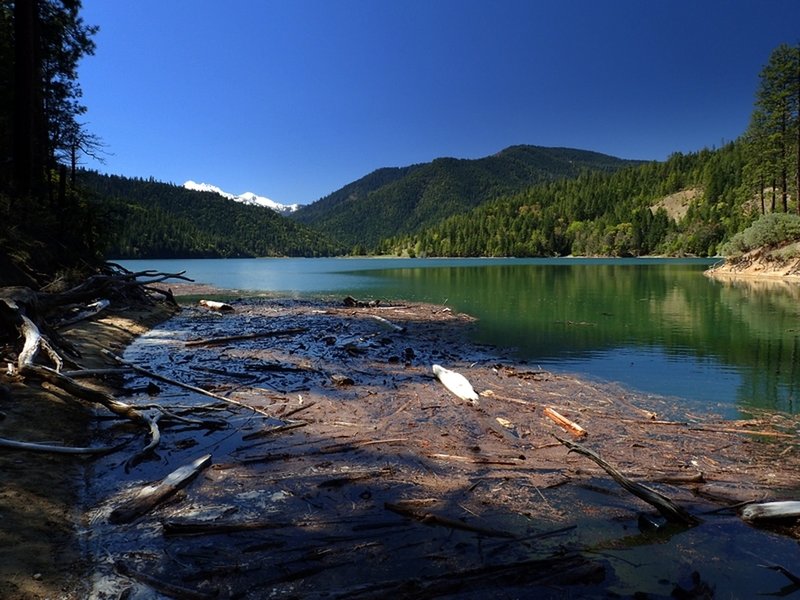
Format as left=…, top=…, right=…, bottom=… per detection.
left=73, top=293, right=800, bottom=597
left=7, top=280, right=799, bottom=597
left=0, top=299, right=177, bottom=600
left=705, top=247, right=800, bottom=282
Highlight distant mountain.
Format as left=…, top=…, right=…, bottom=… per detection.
left=291, top=145, right=644, bottom=249
left=79, top=171, right=342, bottom=259
left=183, top=180, right=299, bottom=214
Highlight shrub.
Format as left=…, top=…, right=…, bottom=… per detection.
left=721, top=213, right=800, bottom=256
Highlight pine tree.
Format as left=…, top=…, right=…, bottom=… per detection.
left=1, top=0, right=97, bottom=205
left=746, top=44, right=800, bottom=214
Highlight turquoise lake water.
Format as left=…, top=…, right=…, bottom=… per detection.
left=120, top=257, right=800, bottom=417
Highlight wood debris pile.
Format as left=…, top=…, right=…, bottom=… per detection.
left=3, top=286, right=800, bottom=598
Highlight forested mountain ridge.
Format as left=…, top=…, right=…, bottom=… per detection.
left=291, top=145, right=644, bottom=251
left=380, top=143, right=749, bottom=257
left=76, top=42, right=800, bottom=262
left=80, top=171, right=343, bottom=258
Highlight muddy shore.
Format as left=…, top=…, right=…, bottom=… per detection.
left=3, top=287, right=800, bottom=598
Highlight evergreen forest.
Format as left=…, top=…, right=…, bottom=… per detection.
left=290, top=146, right=644, bottom=251
left=79, top=171, right=343, bottom=258
left=380, top=144, right=749, bottom=257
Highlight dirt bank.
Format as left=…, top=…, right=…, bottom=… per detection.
left=0, top=301, right=176, bottom=600
left=705, top=245, right=800, bottom=282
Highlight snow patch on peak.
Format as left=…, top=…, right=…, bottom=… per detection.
left=183, top=181, right=298, bottom=214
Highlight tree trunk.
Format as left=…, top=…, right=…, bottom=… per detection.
left=771, top=176, right=777, bottom=212
left=796, top=48, right=800, bottom=214
left=12, top=0, right=38, bottom=200
left=781, top=107, right=788, bottom=212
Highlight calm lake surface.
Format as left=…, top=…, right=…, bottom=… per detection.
left=120, top=257, right=800, bottom=418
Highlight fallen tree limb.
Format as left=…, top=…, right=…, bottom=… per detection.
left=125, top=413, right=162, bottom=471
left=109, top=453, right=212, bottom=524
left=241, top=421, right=308, bottom=441
left=103, top=350, right=273, bottom=418
left=367, top=314, right=406, bottom=332
left=282, top=400, right=317, bottom=418
left=556, top=436, right=700, bottom=526
left=239, top=438, right=408, bottom=464
left=184, top=327, right=308, bottom=348
left=741, top=500, right=800, bottom=521
left=0, top=435, right=123, bottom=455
left=480, top=389, right=535, bottom=406
left=198, top=299, right=234, bottom=312
left=544, top=407, right=587, bottom=438
left=385, top=502, right=515, bottom=538
left=162, top=517, right=289, bottom=536
left=61, top=367, right=129, bottom=378
left=0, top=298, right=63, bottom=372
left=57, top=299, right=110, bottom=328
left=428, top=453, right=524, bottom=466
left=29, top=364, right=147, bottom=423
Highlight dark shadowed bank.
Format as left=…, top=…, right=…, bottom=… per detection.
left=0, top=302, right=177, bottom=600
left=4, top=285, right=800, bottom=599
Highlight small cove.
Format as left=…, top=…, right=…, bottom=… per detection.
left=121, top=257, right=800, bottom=418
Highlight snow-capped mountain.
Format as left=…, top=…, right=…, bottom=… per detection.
left=183, top=181, right=299, bottom=214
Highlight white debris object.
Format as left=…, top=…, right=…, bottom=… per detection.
left=432, top=364, right=479, bottom=405
left=741, top=500, right=800, bottom=521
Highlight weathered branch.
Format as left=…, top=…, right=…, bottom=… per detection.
left=741, top=500, right=800, bottom=521
left=385, top=502, right=516, bottom=538
left=184, top=327, right=308, bottom=348
left=0, top=435, right=122, bottom=455
left=103, top=350, right=273, bottom=418
left=109, top=453, right=212, bottom=524
left=544, top=406, right=587, bottom=438
left=556, top=436, right=699, bottom=526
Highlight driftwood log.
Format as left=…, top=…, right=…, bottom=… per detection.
left=557, top=436, right=700, bottom=526
left=544, top=406, right=587, bottom=438
left=108, top=453, right=212, bottom=524
left=741, top=500, right=800, bottom=522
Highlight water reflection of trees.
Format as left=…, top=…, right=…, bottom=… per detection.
left=373, top=264, right=800, bottom=412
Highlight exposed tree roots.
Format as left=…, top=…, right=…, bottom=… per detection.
left=0, top=263, right=188, bottom=458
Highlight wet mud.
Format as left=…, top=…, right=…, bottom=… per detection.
left=82, top=296, right=800, bottom=599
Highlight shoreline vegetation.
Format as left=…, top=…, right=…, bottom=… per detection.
left=3, top=268, right=800, bottom=598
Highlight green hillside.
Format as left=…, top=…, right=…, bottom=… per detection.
left=75, top=44, right=799, bottom=262
left=80, top=171, right=343, bottom=259
left=380, top=143, right=749, bottom=257
left=291, top=145, right=643, bottom=251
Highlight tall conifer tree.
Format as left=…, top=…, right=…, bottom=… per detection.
left=746, top=44, right=800, bottom=213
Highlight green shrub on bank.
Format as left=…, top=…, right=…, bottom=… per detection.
left=722, top=213, right=800, bottom=256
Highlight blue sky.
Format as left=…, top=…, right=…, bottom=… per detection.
left=78, top=0, right=800, bottom=206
